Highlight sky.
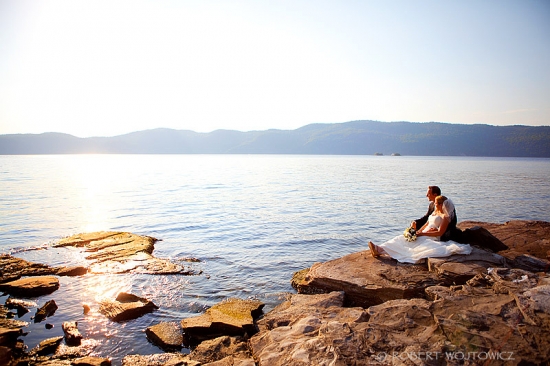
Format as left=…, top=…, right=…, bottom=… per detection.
left=0, top=0, right=549, bottom=137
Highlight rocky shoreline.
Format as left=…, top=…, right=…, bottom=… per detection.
left=1, top=221, right=549, bottom=365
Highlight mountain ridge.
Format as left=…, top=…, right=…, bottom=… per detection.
left=1, top=120, right=549, bottom=157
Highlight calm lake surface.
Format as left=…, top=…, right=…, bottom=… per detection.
left=1, top=155, right=549, bottom=364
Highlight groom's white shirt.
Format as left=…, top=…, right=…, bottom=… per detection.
left=443, top=198, right=455, bottom=220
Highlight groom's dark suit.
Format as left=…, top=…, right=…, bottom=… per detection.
left=414, top=201, right=460, bottom=242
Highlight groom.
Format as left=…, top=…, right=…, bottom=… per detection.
left=411, top=185, right=461, bottom=242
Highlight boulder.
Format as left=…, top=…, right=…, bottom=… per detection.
left=55, top=231, right=191, bottom=275
left=291, top=250, right=442, bottom=307
left=99, top=292, right=158, bottom=322
left=181, top=298, right=264, bottom=344
left=62, top=321, right=83, bottom=346
left=35, top=299, right=58, bottom=323
left=0, top=276, right=59, bottom=297
left=145, top=322, right=183, bottom=351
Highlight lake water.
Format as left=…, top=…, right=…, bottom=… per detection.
left=1, top=154, right=549, bottom=364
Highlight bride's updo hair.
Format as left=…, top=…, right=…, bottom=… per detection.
left=435, top=195, right=447, bottom=205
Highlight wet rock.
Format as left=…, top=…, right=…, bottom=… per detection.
left=292, top=250, right=442, bottom=307
left=29, top=336, right=63, bottom=356
left=56, top=266, right=89, bottom=276
left=45, top=323, right=54, bottom=329
left=99, top=292, right=158, bottom=322
left=189, top=336, right=253, bottom=365
left=0, top=254, right=56, bottom=282
left=145, top=322, right=183, bottom=351
left=0, top=304, right=28, bottom=330
left=181, top=298, right=264, bottom=344
left=62, top=321, right=83, bottom=346
left=54, top=338, right=100, bottom=360
left=121, top=353, right=199, bottom=366
left=83, top=304, right=91, bottom=314
left=0, top=327, right=22, bottom=348
left=0, top=254, right=88, bottom=282
left=55, top=231, right=191, bottom=275
left=0, top=276, right=59, bottom=297
left=5, top=297, right=36, bottom=317
left=35, top=300, right=58, bottom=323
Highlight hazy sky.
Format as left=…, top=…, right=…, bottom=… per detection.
left=1, top=0, right=549, bottom=137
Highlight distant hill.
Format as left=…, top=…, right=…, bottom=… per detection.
left=1, top=121, right=549, bottom=157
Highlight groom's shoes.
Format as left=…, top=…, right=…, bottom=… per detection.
left=368, top=241, right=380, bottom=258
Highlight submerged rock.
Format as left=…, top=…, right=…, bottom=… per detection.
left=99, top=292, right=158, bottom=322
left=181, top=298, right=264, bottom=344
left=55, top=231, right=191, bottom=275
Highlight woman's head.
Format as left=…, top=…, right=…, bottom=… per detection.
left=434, top=195, right=447, bottom=209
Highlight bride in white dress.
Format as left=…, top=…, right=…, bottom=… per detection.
left=368, top=196, right=472, bottom=263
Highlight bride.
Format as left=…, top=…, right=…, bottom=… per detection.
left=368, top=195, right=472, bottom=263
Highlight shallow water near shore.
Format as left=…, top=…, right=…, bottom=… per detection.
left=1, top=154, right=549, bottom=364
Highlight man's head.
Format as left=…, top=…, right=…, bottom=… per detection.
left=426, top=186, right=441, bottom=202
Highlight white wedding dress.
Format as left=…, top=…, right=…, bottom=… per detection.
left=377, top=213, right=472, bottom=264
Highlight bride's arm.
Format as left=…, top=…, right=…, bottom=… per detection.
left=417, top=216, right=450, bottom=237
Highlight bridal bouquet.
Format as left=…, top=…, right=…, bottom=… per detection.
left=403, top=226, right=417, bottom=242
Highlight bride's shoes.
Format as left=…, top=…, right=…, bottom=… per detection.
left=368, top=241, right=380, bottom=258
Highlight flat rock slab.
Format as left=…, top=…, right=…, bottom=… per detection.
left=292, top=250, right=442, bottom=307
left=145, top=322, right=183, bottom=351
left=0, top=254, right=86, bottom=283
left=181, top=298, right=264, bottom=344
left=0, top=276, right=59, bottom=297
left=99, top=292, right=158, bottom=322
left=459, top=220, right=550, bottom=261
left=55, top=231, right=189, bottom=275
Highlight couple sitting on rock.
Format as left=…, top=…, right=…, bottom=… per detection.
left=369, top=186, right=472, bottom=263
